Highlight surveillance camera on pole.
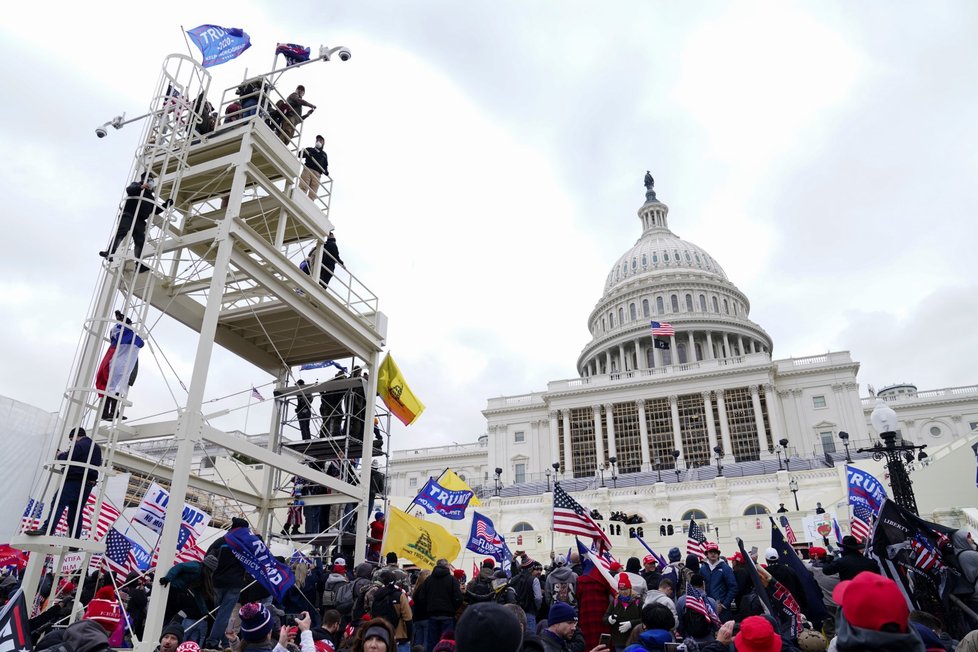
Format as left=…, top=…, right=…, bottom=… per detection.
left=319, top=45, right=352, bottom=62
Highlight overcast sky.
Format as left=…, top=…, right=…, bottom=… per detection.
left=1, top=2, right=976, bottom=452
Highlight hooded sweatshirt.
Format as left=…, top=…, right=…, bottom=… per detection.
left=951, top=530, right=978, bottom=589
left=827, top=609, right=925, bottom=652
left=545, top=565, right=578, bottom=596
left=623, top=629, right=673, bottom=652
left=62, top=620, right=111, bottom=652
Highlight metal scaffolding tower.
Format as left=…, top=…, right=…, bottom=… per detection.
left=11, top=53, right=387, bottom=651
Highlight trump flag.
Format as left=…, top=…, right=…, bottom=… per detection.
left=466, top=512, right=512, bottom=562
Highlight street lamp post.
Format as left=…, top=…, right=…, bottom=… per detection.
left=859, top=399, right=927, bottom=515
left=545, top=467, right=552, bottom=492
left=552, top=462, right=562, bottom=479
left=609, top=456, right=619, bottom=488
left=493, top=467, right=502, bottom=497
left=788, top=477, right=799, bottom=511
left=839, top=431, right=852, bottom=463
left=655, top=459, right=663, bottom=483
left=779, top=438, right=791, bottom=471
left=672, top=450, right=681, bottom=482
left=713, top=446, right=724, bottom=477
left=774, top=446, right=784, bottom=471
left=598, top=464, right=606, bottom=488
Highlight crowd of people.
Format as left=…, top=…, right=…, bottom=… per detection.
left=8, top=522, right=978, bottom=652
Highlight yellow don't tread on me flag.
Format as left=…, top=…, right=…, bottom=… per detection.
left=441, top=469, right=481, bottom=506
left=377, top=353, right=425, bottom=426
left=382, top=507, right=460, bottom=570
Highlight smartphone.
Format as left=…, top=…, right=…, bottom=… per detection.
left=599, top=633, right=612, bottom=648
left=663, top=644, right=680, bottom=652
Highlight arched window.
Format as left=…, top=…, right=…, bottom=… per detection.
left=733, top=302, right=739, bottom=316
left=681, top=509, right=708, bottom=521
left=699, top=294, right=707, bottom=312
left=641, top=254, right=648, bottom=267
left=601, top=318, right=606, bottom=332
left=656, top=297, right=665, bottom=314
left=723, top=299, right=729, bottom=314
left=512, top=522, right=534, bottom=532
left=685, top=294, right=694, bottom=312
left=618, top=307, right=624, bottom=324
left=652, top=253, right=659, bottom=264
left=678, top=342, right=688, bottom=364
left=712, top=297, right=719, bottom=312
left=629, top=303, right=637, bottom=320
left=671, top=295, right=679, bottom=312
left=609, top=312, right=615, bottom=328
left=642, top=299, right=650, bottom=318
left=743, top=504, right=770, bottom=516
left=664, top=251, right=670, bottom=262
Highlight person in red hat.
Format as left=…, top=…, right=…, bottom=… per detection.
left=732, top=615, right=781, bottom=652
left=698, top=542, right=737, bottom=617
left=605, top=574, right=642, bottom=651
left=830, top=571, right=924, bottom=650
left=83, top=586, right=122, bottom=635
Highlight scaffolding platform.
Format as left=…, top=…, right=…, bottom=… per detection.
left=281, top=437, right=383, bottom=460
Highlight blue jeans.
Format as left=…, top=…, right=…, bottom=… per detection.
left=182, top=618, right=207, bottom=645
left=426, top=617, right=454, bottom=652
left=525, top=614, right=537, bottom=635
left=413, top=620, right=427, bottom=651
left=42, top=481, right=92, bottom=538
left=206, top=586, right=241, bottom=647
left=304, top=505, right=320, bottom=534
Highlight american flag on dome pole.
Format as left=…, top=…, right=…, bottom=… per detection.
left=650, top=321, right=675, bottom=337
left=553, top=483, right=612, bottom=551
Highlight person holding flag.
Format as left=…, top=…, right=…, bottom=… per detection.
left=158, top=555, right=218, bottom=644
left=822, top=536, right=879, bottom=581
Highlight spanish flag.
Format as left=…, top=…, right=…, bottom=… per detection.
left=382, top=507, right=460, bottom=570
left=377, top=353, right=425, bottom=426
left=441, top=469, right=481, bottom=507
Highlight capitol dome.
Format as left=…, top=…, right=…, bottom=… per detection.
left=577, top=177, right=772, bottom=376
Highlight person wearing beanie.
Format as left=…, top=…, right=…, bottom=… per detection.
left=157, top=622, right=185, bottom=652
left=59, top=620, right=112, bottom=652
left=659, top=548, right=689, bottom=599
left=540, top=602, right=581, bottom=652
left=369, top=569, right=413, bottom=649
left=621, top=559, right=648, bottom=603
left=369, top=512, right=386, bottom=558
left=238, top=602, right=276, bottom=650
left=605, top=574, right=643, bottom=651
left=84, top=586, right=122, bottom=634
left=204, top=519, right=250, bottom=649
left=352, top=618, right=396, bottom=652
left=373, top=552, right=410, bottom=589
left=829, top=572, right=924, bottom=651
left=465, top=559, right=497, bottom=605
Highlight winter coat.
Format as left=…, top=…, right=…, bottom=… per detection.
left=414, top=565, right=462, bottom=618
left=301, top=147, right=329, bottom=175
left=604, top=596, right=643, bottom=649
left=576, top=573, right=612, bottom=651
left=56, top=435, right=102, bottom=484
left=821, top=551, right=879, bottom=582
left=205, top=532, right=248, bottom=589
left=622, top=629, right=674, bottom=652
left=465, top=567, right=496, bottom=604
left=952, top=530, right=978, bottom=590
left=827, top=608, right=925, bottom=651
left=642, top=589, right=678, bottom=625
left=545, top=566, right=578, bottom=597
left=122, top=182, right=166, bottom=221
left=699, top=560, right=737, bottom=610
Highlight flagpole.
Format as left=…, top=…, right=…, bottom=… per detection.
left=179, top=25, right=195, bottom=60
left=243, top=392, right=253, bottom=434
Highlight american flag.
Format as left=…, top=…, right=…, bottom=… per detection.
left=82, top=493, right=121, bottom=542
left=685, top=585, right=722, bottom=627
left=780, top=515, right=797, bottom=545
left=908, top=537, right=941, bottom=573
left=553, top=484, right=612, bottom=551
left=20, top=499, right=44, bottom=532
left=251, top=386, right=265, bottom=401
left=475, top=519, right=503, bottom=545
left=153, top=523, right=205, bottom=566
left=104, top=528, right=133, bottom=581
left=650, top=321, right=675, bottom=336
left=687, top=518, right=707, bottom=558
left=850, top=501, right=874, bottom=542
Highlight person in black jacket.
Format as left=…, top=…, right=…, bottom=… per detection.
left=295, top=379, right=313, bottom=440
left=822, top=536, right=880, bottom=581
left=763, top=548, right=807, bottom=613
left=320, top=232, right=343, bottom=287
left=299, top=135, right=329, bottom=199
left=414, top=560, right=463, bottom=652
left=27, top=428, right=102, bottom=539
left=204, top=518, right=250, bottom=649
left=99, top=173, right=173, bottom=271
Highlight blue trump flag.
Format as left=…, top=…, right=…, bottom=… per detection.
left=413, top=477, right=474, bottom=520
left=300, top=360, right=348, bottom=372
left=186, top=25, right=252, bottom=68
left=846, top=465, right=888, bottom=540
left=224, top=526, right=295, bottom=601
left=466, top=512, right=512, bottom=562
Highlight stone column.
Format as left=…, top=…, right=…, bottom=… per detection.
left=618, top=345, right=626, bottom=372
left=688, top=331, right=696, bottom=362
left=637, top=400, right=651, bottom=471
left=750, top=385, right=768, bottom=456
left=605, top=403, right=617, bottom=460
left=738, top=336, right=745, bottom=357
left=669, top=335, right=678, bottom=364
left=653, top=341, right=663, bottom=368
left=605, top=350, right=612, bottom=373
left=750, top=340, right=757, bottom=353
left=703, top=391, right=719, bottom=452
left=669, top=395, right=683, bottom=460
left=716, top=389, right=733, bottom=457
left=636, top=339, right=647, bottom=370
left=763, top=384, right=783, bottom=448
left=549, top=410, right=560, bottom=466
left=561, top=410, right=573, bottom=475
left=722, top=333, right=731, bottom=359
left=706, top=332, right=715, bottom=360
left=593, top=405, right=605, bottom=469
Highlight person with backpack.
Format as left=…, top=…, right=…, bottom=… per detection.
left=465, top=559, right=496, bottom=605
left=544, top=555, right=578, bottom=607
left=370, top=570, right=413, bottom=652
left=413, top=560, right=462, bottom=652
left=511, top=560, right=544, bottom=633
left=322, top=559, right=350, bottom=616
left=676, top=574, right=719, bottom=646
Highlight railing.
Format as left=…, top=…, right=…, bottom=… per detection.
left=391, top=441, right=487, bottom=460
left=549, top=353, right=770, bottom=392
left=860, top=384, right=978, bottom=407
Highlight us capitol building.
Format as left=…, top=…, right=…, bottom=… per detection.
left=389, top=177, right=978, bottom=558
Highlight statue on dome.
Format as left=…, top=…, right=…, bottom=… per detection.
left=644, top=170, right=656, bottom=201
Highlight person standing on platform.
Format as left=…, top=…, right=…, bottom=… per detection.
left=369, top=512, right=385, bottom=559
left=299, top=135, right=329, bottom=200
left=103, top=314, right=144, bottom=420
left=295, top=379, right=313, bottom=440
left=27, top=427, right=102, bottom=539
left=99, top=173, right=173, bottom=272
left=320, top=370, right=347, bottom=437
left=287, top=85, right=317, bottom=121
left=320, top=232, right=343, bottom=288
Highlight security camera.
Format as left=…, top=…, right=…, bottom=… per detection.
left=96, top=127, right=108, bottom=138
left=320, top=45, right=352, bottom=62
left=336, top=47, right=351, bottom=62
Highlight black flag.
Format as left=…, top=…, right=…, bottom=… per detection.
left=653, top=339, right=670, bottom=350
left=0, top=588, right=33, bottom=652
left=737, top=538, right=802, bottom=640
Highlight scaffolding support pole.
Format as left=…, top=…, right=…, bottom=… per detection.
left=353, top=350, right=381, bottom=565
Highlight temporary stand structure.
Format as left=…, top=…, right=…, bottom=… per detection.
left=11, top=53, right=387, bottom=652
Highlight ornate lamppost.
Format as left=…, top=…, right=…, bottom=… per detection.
left=493, top=467, right=503, bottom=497
left=838, top=431, right=852, bottom=463
left=672, top=450, right=682, bottom=482
left=713, top=445, right=724, bottom=477
left=609, top=456, right=619, bottom=488
left=779, top=438, right=791, bottom=471
left=545, top=467, right=552, bottom=492
left=598, top=464, right=606, bottom=488
left=788, top=477, right=799, bottom=511
left=859, top=399, right=927, bottom=515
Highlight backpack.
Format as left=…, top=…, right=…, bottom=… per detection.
left=369, top=586, right=401, bottom=628
left=511, top=573, right=536, bottom=612
left=338, top=577, right=370, bottom=617
left=550, top=580, right=576, bottom=608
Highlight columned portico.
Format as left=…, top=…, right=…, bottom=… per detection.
left=763, top=384, right=783, bottom=445
left=703, top=391, right=719, bottom=452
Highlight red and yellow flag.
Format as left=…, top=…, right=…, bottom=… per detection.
left=376, top=353, right=425, bottom=426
